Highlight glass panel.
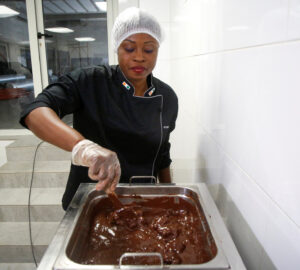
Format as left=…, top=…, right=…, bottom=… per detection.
left=0, top=0, right=34, bottom=129
left=42, top=0, right=108, bottom=125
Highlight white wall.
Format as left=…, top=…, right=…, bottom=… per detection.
left=159, top=0, right=300, bottom=269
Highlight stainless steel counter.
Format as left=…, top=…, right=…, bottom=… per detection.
left=37, top=183, right=246, bottom=270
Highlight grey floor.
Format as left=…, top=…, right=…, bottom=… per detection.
left=0, top=134, right=70, bottom=269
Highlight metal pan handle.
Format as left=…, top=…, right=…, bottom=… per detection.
left=119, top=252, right=163, bottom=269
left=129, top=176, right=157, bottom=185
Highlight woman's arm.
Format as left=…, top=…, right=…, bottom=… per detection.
left=25, top=107, right=84, bottom=151
left=25, top=107, right=121, bottom=192
left=158, top=167, right=172, bottom=183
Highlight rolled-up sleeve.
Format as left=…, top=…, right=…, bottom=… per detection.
left=19, top=68, right=85, bottom=128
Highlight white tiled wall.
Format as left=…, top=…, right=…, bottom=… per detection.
left=170, top=0, right=289, bottom=57
left=140, top=0, right=300, bottom=269
left=168, top=0, right=300, bottom=269
left=139, top=0, right=170, bottom=23
left=288, top=0, right=300, bottom=39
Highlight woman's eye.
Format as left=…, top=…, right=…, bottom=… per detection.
left=144, top=49, right=154, bottom=54
left=125, top=48, right=134, bottom=53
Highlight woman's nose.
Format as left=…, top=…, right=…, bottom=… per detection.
left=134, top=49, right=145, bottom=62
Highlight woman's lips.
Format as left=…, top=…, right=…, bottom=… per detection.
left=131, top=66, right=146, bottom=73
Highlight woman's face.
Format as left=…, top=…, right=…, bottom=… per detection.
left=118, top=33, right=159, bottom=83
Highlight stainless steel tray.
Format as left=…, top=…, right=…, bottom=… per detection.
left=55, top=184, right=229, bottom=269
left=37, top=183, right=246, bottom=270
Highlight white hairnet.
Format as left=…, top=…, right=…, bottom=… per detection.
left=112, top=7, right=163, bottom=52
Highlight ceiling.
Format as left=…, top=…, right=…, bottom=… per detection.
left=0, top=0, right=108, bottom=46
left=1, top=0, right=107, bottom=17
left=43, top=0, right=106, bottom=15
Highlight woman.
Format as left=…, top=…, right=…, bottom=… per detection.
left=20, top=7, right=178, bottom=210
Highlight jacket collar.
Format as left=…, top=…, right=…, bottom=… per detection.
left=116, top=65, right=156, bottom=97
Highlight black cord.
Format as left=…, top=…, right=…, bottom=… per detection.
left=28, top=140, right=44, bottom=268
left=28, top=118, right=72, bottom=268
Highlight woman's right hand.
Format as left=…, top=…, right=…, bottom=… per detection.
left=72, top=139, right=121, bottom=192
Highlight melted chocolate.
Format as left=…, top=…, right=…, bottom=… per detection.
left=80, top=196, right=216, bottom=265
left=107, top=192, right=123, bottom=209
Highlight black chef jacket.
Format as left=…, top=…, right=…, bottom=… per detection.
left=20, top=65, right=178, bottom=210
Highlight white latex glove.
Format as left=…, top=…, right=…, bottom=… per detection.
left=72, top=139, right=121, bottom=192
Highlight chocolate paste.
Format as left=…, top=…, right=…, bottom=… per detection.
left=79, top=195, right=217, bottom=265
